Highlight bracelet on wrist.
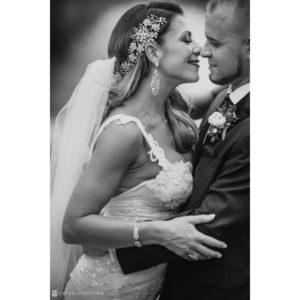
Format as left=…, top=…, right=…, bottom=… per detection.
left=133, top=221, right=142, bottom=247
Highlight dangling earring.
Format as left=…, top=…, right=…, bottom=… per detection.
left=151, top=62, right=160, bottom=96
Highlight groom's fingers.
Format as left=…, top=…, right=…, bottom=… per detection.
left=193, top=243, right=222, bottom=259
left=197, top=234, right=227, bottom=249
left=184, top=253, right=206, bottom=261
left=183, top=214, right=228, bottom=249
left=185, top=214, right=216, bottom=225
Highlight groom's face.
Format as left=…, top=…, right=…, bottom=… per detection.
left=201, top=3, right=249, bottom=87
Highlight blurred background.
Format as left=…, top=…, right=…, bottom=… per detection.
left=51, top=0, right=215, bottom=121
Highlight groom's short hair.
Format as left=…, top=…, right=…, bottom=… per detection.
left=206, top=0, right=250, bottom=36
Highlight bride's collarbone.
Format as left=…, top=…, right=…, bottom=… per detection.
left=108, top=108, right=191, bottom=162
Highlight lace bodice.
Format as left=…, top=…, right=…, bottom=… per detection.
left=98, top=114, right=193, bottom=221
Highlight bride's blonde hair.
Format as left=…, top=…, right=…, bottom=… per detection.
left=106, top=2, right=198, bottom=153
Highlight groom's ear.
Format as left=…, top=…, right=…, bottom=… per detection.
left=145, top=42, right=161, bottom=66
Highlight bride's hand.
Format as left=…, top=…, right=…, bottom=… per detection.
left=160, top=214, right=227, bottom=261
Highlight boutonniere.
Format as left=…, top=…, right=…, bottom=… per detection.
left=204, top=104, right=238, bottom=146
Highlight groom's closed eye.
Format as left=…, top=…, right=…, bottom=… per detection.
left=206, top=36, right=221, bottom=48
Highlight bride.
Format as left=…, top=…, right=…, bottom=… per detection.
left=51, top=2, right=226, bottom=299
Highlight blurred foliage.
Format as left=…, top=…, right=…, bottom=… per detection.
left=51, top=0, right=206, bottom=60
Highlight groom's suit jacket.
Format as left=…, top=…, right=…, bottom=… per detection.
left=116, top=90, right=250, bottom=300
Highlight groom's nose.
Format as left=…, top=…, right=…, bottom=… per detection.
left=200, top=41, right=211, bottom=58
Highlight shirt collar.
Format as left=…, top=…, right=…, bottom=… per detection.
left=227, top=83, right=250, bottom=105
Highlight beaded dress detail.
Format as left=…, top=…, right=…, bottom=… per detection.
left=64, top=115, right=193, bottom=300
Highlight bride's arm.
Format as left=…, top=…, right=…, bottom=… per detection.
left=62, top=121, right=148, bottom=249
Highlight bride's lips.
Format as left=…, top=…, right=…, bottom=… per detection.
left=187, top=59, right=200, bottom=67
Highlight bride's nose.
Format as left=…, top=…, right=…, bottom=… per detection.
left=192, top=46, right=201, bottom=56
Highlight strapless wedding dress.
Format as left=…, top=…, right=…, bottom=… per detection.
left=64, top=114, right=193, bottom=300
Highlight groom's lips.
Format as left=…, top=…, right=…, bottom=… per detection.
left=209, top=64, right=216, bottom=70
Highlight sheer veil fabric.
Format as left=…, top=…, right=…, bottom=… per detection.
left=50, top=58, right=116, bottom=295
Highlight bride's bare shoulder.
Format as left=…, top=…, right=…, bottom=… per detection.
left=94, top=113, right=144, bottom=156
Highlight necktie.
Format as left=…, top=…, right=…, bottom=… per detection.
left=222, top=94, right=234, bottom=110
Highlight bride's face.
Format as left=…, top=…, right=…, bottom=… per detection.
left=158, top=15, right=201, bottom=85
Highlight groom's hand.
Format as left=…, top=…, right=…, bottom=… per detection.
left=160, top=214, right=227, bottom=261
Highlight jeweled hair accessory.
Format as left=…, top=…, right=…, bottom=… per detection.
left=116, top=14, right=167, bottom=79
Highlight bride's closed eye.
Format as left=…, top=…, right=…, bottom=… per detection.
left=183, top=38, right=192, bottom=44
left=181, top=32, right=192, bottom=44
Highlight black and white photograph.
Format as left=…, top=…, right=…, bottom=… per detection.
left=3, top=0, right=300, bottom=299
left=50, top=0, right=249, bottom=299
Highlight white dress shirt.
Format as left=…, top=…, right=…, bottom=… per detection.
left=227, top=83, right=250, bottom=105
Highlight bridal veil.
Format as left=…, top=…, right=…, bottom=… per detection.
left=50, top=58, right=115, bottom=295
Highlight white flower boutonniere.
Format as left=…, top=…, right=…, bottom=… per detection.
left=204, top=105, right=238, bottom=146
left=208, top=112, right=226, bottom=127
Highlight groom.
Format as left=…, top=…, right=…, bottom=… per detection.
left=115, top=0, right=250, bottom=299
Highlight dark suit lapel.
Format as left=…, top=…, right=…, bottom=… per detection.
left=207, top=92, right=250, bottom=150
left=235, top=92, right=250, bottom=123
left=193, top=92, right=250, bottom=169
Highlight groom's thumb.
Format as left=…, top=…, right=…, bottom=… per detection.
left=187, top=214, right=215, bottom=225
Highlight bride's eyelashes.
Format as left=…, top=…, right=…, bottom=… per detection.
left=183, top=38, right=192, bottom=44
left=181, top=31, right=193, bottom=44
